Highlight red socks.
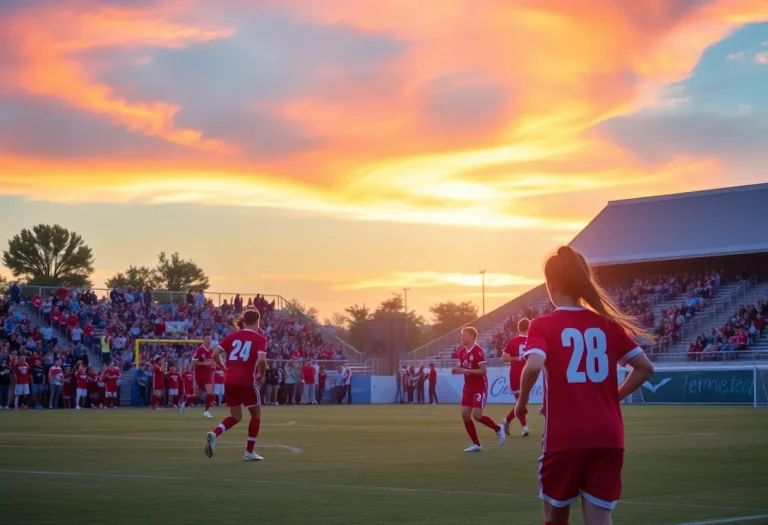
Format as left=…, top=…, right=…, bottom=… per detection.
left=506, top=407, right=516, bottom=422
left=213, top=416, right=239, bottom=437
left=246, top=417, right=261, bottom=453
left=479, top=415, right=500, bottom=432
left=151, top=395, right=157, bottom=409
left=186, top=396, right=197, bottom=406
left=205, top=394, right=213, bottom=411
left=464, top=420, right=480, bottom=445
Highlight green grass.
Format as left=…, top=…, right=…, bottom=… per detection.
left=1, top=405, right=767, bottom=525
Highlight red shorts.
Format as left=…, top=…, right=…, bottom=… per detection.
left=184, top=387, right=194, bottom=397
left=509, top=373, right=521, bottom=394
left=224, top=382, right=260, bottom=408
left=539, top=448, right=624, bottom=510
left=195, top=370, right=212, bottom=389
left=461, top=390, right=487, bottom=409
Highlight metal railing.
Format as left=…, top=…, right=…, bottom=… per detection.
left=651, top=350, right=768, bottom=364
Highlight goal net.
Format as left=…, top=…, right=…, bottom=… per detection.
left=134, top=339, right=204, bottom=369
left=622, top=365, right=768, bottom=407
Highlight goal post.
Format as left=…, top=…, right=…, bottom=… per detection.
left=134, top=339, right=203, bottom=368
left=621, top=364, right=768, bottom=407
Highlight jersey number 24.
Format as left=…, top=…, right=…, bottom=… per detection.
left=561, top=328, right=608, bottom=384
left=229, top=340, right=252, bottom=361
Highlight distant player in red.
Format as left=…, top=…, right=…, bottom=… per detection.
left=62, top=366, right=73, bottom=409
left=104, top=363, right=121, bottom=409
left=167, top=365, right=181, bottom=407
left=452, top=327, right=505, bottom=452
left=12, top=355, right=31, bottom=411
left=205, top=310, right=268, bottom=462
left=74, top=362, right=88, bottom=410
left=500, top=318, right=530, bottom=437
left=182, top=366, right=195, bottom=405
left=181, top=333, right=216, bottom=418
left=152, top=357, right=166, bottom=410
left=515, top=246, right=654, bottom=525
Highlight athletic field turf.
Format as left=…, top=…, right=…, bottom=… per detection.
left=1, top=405, right=767, bottom=525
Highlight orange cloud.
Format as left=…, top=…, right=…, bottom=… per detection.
left=0, top=0, right=767, bottom=233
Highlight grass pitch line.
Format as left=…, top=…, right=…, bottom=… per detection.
left=0, top=432, right=303, bottom=453
left=672, top=514, right=768, bottom=525
left=1, top=468, right=767, bottom=514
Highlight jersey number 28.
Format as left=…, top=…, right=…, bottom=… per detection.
left=229, top=340, right=252, bottom=361
left=561, top=328, right=608, bottom=384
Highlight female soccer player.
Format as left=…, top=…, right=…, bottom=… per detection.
left=515, top=246, right=654, bottom=525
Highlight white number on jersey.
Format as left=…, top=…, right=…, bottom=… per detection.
left=562, top=327, right=608, bottom=384
left=518, top=343, right=526, bottom=358
left=228, top=340, right=252, bottom=361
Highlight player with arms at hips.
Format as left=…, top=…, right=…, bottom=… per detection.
left=205, top=310, right=268, bottom=462
left=501, top=318, right=530, bottom=437
left=453, top=327, right=505, bottom=452
left=181, top=333, right=217, bottom=417
left=103, top=362, right=121, bottom=409
left=515, top=246, right=654, bottom=525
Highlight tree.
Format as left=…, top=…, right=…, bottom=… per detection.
left=285, top=298, right=319, bottom=323
left=344, top=304, right=372, bottom=351
left=153, top=252, right=209, bottom=291
left=0, top=274, right=8, bottom=296
left=372, top=294, right=426, bottom=351
left=429, top=300, right=478, bottom=337
left=2, top=224, right=94, bottom=285
left=105, top=265, right=158, bottom=290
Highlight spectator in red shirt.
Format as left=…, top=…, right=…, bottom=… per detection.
left=301, top=361, right=317, bottom=405
left=427, top=363, right=438, bottom=404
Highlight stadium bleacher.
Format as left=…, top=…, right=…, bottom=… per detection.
left=406, top=183, right=768, bottom=368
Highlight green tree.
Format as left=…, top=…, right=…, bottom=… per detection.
left=285, top=298, right=319, bottom=323
left=0, top=274, right=8, bottom=295
left=429, top=300, right=478, bottom=337
left=153, top=252, right=209, bottom=292
left=105, top=265, right=158, bottom=290
left=2, top=224, right=94, bottom=285
left=372, top=294, right=426, bottom=351
left=344, top=303, right=372, bottom=351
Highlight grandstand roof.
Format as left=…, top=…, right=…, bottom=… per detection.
left=569, top=183, right=768, bottom=265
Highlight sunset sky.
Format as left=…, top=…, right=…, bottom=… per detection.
left=1, top=0, right=767, bottom=321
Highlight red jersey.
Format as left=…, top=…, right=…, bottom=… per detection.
left=301, top=364, right=316, bottom=384
left=76, top=371, right=88, bottom=389
left=104, top=367, right=121, bottom=390
left=458, top=344, right=487, bottom=394
left=503, top=335, right=527, bottom=389
left=319, top=370, right=327, bottom=389
left=523, top=307, right=643, bottom=453
left=193, top=346, right=214, bottom=369
left=49, top=366, right=63, bottom=383
left=153, top=364, right=165, bottom=390
left=217, top=328, right=268, bottom=386
left=167, top=372, right=181, bottom=390
left=14, top=363, right=31, bottom=384
left=213, top=369, right=225, bottom=385
left=182, top=371, right=194, bottom=393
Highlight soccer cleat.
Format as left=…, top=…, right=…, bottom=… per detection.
left=502, top=417, right=511, bottom=436
left=496, top=427, right=506, bottom=447
left=203, top=411, right=213, bottom=418
left=537, top=407, right=543, bottom=416
left=179, top=402, right=186, bottom=416
left=521, top=426, right=529, bottom=437
left=464, top=444, right=483, bottom=452
left=205, top=432, right=217, bottom=458
left=75, top=406, right=81, bottom=410
left=243, top=452, right=264, bottom=462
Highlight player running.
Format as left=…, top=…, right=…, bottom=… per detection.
left=515, top=246, right=654, bottom=525
left=181, top=333, right=216, bottom=418
left=500, top=318, right=530, bottom=437
left=181, top=365, right=195, bottom=407
left=205, top=309, right=268, bottom=462
left=453, top=327, right=505, bottom=452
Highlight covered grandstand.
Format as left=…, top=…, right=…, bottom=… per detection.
left=406, top=183, right=768, bottom=368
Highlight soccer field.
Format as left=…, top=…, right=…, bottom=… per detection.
left=1, top=405, right=767, bottom=525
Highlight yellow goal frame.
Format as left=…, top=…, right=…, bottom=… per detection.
left=135, top=339, right=204, bottom=366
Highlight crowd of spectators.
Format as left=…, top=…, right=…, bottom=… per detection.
left=26, top=285, right=347, bottom=370
left=688, top=299, right=767, bottom=361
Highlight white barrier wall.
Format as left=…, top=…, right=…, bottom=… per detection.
left=433, top=370, right=544, bottom=404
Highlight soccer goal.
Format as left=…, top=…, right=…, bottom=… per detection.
left=623, top=365, right=768, bottom=408
left=134, top=339, right=203, bottom=368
